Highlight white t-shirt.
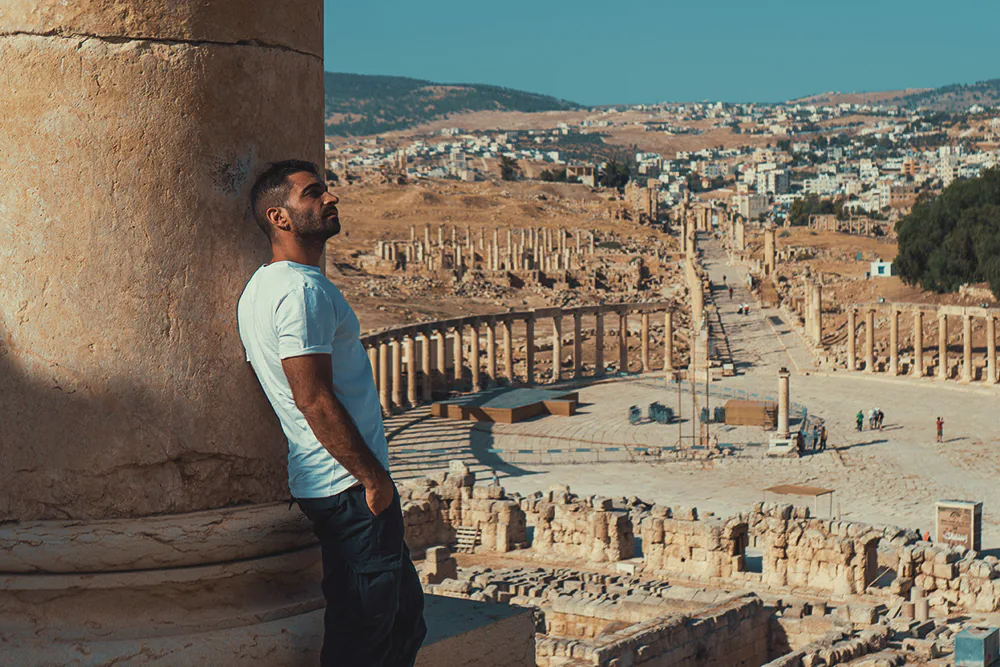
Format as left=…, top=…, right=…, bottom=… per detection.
left=237, top=261, right=389, bottom=498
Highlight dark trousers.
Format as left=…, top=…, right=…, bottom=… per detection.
left=297, top=485, right=427, bottom=667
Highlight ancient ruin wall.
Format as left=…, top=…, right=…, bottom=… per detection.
left=520, top=490, right=635, bottom=563
left=0, top=0, right=324, bottom=520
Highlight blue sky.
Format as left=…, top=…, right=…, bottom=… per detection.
left=324, top=0, right=999, bottom=105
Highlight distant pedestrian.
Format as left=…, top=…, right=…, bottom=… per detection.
left=728, top=285, right=734, bottom=300
left=722, top=274, right=727, bottom=284
left=868, top=407, right=877, bottom=430
left=856, top=410, right=864, bottom=431
left=924, top=530, right=932, bottom=542
left=876, top=409, right=884, bottom=430
left=737, top=305, right=744, bottom=315
left=811, top=424, right=820, bottom=452
left=819, top=425, right=828, bottom=452
left=936, top=416, right=944, bottom=443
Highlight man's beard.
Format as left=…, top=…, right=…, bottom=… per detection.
left=289, top=206, right=340, bottom=240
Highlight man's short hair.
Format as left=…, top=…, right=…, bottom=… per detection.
left=249, top=160, right=320, bottom=238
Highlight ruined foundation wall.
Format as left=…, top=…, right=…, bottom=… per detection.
left=639, top=505, right=749, bottom=581
left=519, top=490, right=634, bottom=563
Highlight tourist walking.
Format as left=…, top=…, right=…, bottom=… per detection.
left=936, top=416, right=944, bottom=443
left=868, top=407, right=877, bottom=430
left=728, top=285, right=734, bottom=300
left=811, top=424, right=820, bottom=452
left=819, top=424, right=828, bottom=452
left=238, top=160, right=426, bottom=667
left=856, top=410, right=864, bottom=431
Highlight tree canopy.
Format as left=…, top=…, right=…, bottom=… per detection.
left=895, top=167, right=1000, bottom=297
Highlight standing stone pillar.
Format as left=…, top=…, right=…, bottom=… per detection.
left=525, top=317, right=536, bottom=386
left=391, top=339, right=403, bottom=408
left=664, top=310, right=674, bottom=371
left=962, top=314, right=973, bottom=383
left=503, top=320, right=514, bottom=384
left=764, top=227, right=777, bottom=277
left=618, top=311, right=629, bottom=374
left=777, top=367, right=790, bottom=439
left=469, top=322, right=481, bottom=392
left=938, top=314, right=948, bottom=381
left=425, top=224, right=431, bottom=247
left=640, top=312, right=650, bottom=372
left=405, top=336, right=418, bottom=407
left=436, top=329, right=448, bottom=389
left=889, top=310, right=899, bottom=376
left=811, top=283, right=823, bottom=346
left=421, top=331, right=433, bottom=401
left=573, top=311, right=583, bottom=378
left=595, top=311, right=605, bottom=376
left=551, top=313, right=563, bottom=383
left=847, top=309, right=857, bottom=371
left=379, top=341, right=391, bottom=413
left=485, top=321, right=497, bottom=387
left=988, top=316, right=997, bottom=384
left=864, top=310, right=875, bottom=373
left=368, top=345, right=380, bottom=389
left=913, top=311, right=924, bottom=378
left=452, top=324, right=464, bottom=389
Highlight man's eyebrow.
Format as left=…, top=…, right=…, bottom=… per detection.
left=302, top=182, right=325, bottom=195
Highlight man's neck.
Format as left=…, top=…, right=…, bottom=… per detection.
left=270, top=239, right=326, bottom=268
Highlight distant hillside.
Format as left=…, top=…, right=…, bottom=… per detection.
left=324, top=72, right=584, bottom=137
left=790, top=79, right=1000, bottom=111
left=894, top=79, right=1000, bottom=111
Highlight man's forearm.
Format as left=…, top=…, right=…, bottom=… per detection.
left=298, top=393, right=388, bottom=489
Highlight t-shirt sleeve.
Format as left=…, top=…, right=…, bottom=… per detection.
left=274, top=286, right=337, bottom=359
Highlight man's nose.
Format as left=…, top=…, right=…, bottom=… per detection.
left=323, top=192, right=339, bottom=205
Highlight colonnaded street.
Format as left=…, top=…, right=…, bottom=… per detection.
left=387, top=235, right=1000, bottom=550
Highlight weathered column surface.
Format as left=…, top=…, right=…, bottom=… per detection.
left=452, top=325, right=464, bottom=387
left=485, top=322, right=497, bottom=386
left=664, top=310, right=674, bottom=371
left=988, top=316, right=997, bottom=384
left=889, top=310, right=899, bottom=376
left=777, top=368, right=790, bottom=439
left=421, top=331, right=433, bottom=400
left=962, top=315, right=973, bottom=383
left=618, top=311, right=629, bottom=374
left=913, top=311, right=924, bottom=378
left=594, top=311, right=605, bottom=376
left=379, top=341, right=391, bottom=413
left=847, top=309, right=857, bottom=371
left=405, top=336, right=418, bottom=406
left=938, top=315, right=949, bottom=381
left=503, top=320, right=514, bottom=383
left=573, top=312, right=583, bottom=378
left=551, top=314, right=563, bottom=383
left=469, top=323, right=481, bottom=392
left=641, top=312, right=650, bottom=371
left=864, top=310, right=875, bottom=373
left=1, top=0, right=324, bottom=520
left=525, top=317, right=536, bottom=385
left=391, top=339, right=403, bottom=408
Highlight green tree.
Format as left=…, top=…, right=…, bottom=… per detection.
left=598, top=152, right=634, bottom=190
left=499, top=155, right=521, bottom=181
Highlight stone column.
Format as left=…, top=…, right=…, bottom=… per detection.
left=573, top=311, right=583, bottom=378
left=436, top=328, right=448, bottom=389
left=847, top=309, right=857, bottom=371
left=421, top=331, right=433, bottom=401
left=938, top=314, right=948, bottom=381
left=595, top=310, right=605, bottom=376
left=664, top=310, right=674, bottom=371
left=618, top=311, right=629, bottom=374
left=379, top=341, right=391, bottom=413
left=469, top=322, right=481, bottom=392
left=368, top=345, right=379, bottom=389
left=503, top=320, right=514, bottom=384
left=391, top=339, right=403, bottom=408
left=525, top=317, right=536, bottom=385
left=777, top=367, right=790, bottom=439
left=551, top=313, right=563, bottom=383
left=913, top=311, right=924, bottom=378
left=640, top=312, right=650, bottom=372
left=988, top=316, right=997, bottom=384
left=405, top=335, right=418, bottom=407
left=764, top=227, right=776, bottom=277
left=452, top=324, right=464, bottom=389
left=864, top=309, right=875, bottom=373
left=0, top=0, right=325, bottom=522
left=962, top=314, right=973, bottom=383
left=889, top=310, right=899, bottom=376
left=485, top=321, right=497, bottom=387
left=811, top=283, right=823, bottom=346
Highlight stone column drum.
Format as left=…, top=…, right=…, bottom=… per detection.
left=988, top=316, right=997, bottom=384
left=962, top=314, right=973, bottom=383
left=938, top=315, right=949, bottom=381
left=889, top=310, right=899, bottom=376
left=913, top=311, right=924, bottom=378
left=847, top=309, right=857, bottom=371
left=1, top=0, right=329, bottom=662
left=864, top=310, right=875, bottom=373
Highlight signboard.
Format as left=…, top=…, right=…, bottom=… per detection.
left=936, top=500, right=983, bottom=551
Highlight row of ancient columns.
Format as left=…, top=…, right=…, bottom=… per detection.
left=378, top=225, right=599, bottom=275
left=845, top=308, right=999, bottom=384
left=365, top=306, right=677, bottom=413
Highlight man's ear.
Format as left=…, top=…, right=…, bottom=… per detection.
left=266, top=206, right=291, bottom=232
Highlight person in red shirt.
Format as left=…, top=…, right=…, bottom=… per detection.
left=935, top=417, right=944, bottom=443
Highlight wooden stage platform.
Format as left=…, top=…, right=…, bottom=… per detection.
left=430, top=387, right=579, bottom=424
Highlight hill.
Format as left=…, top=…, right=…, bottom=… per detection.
left=324, top=72, right=584, bottom=137
left=790, top=79, right=1000, bottom=111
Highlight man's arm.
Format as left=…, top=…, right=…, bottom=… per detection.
left=281, top=353, right=394, bottom=515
